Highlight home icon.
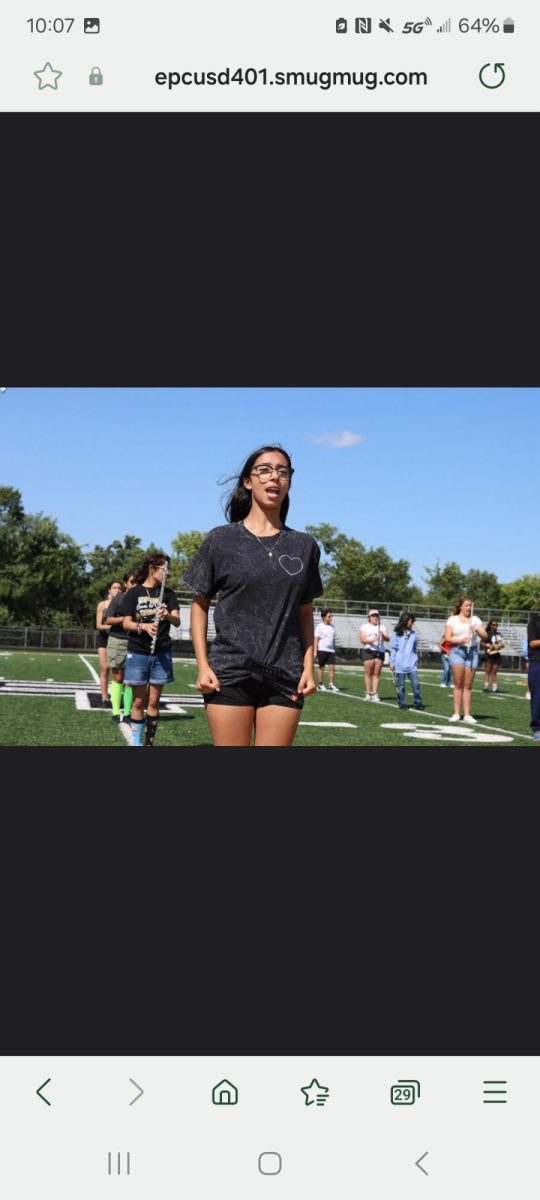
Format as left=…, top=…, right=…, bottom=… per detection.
left=212, top=1079, right=238, bottom=1105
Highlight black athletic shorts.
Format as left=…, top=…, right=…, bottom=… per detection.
left=364, top=649, right=385, bottom=662
left=204, top=676, right=304, bottom=709
left=317, top=651, right=335, bottom=667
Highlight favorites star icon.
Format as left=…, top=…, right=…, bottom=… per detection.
left=34, top=62, right=63, bottom=90
left=301, top=1078, right=330, bottom=1107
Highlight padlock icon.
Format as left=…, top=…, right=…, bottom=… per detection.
left=89, top=66, right=103, bottom=85
left=336, top=16, right=347, bottom=32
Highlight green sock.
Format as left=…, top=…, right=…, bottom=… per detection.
left=123, top=685, right=133, bottom=717
left=111, top=681, right=123, bottom=716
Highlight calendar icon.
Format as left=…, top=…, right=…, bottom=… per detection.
left=390, top=1079, right=421, bottom=1104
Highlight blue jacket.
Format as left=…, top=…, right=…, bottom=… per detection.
left=390, top=628, right=418, bottom=673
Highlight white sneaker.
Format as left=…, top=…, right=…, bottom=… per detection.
left=328, top=683, right=339, bottom=692
left=317, top=684, right=327, bottom=691
left=449, top=713, right=461, bottom=722
left=526, top=691, right=531, bottom=700
left=363, top=694, right=373, bottom=701
left=439, top=683, right=447, bottom=688
left=463, top=714, right=477, bottom=724
left=371, top=694, right=381, bottom=703
left=492, top=687, right=498, bottom=693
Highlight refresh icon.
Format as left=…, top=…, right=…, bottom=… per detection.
left=479, top=62, right=506, bottom=88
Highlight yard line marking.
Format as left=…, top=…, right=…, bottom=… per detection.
left=79, top=653, right=100, bottom=684
left=336, top=691, right=533, bottom=742
left=299, top=721, right=357, bottom=728
left=75, top=691, right=91, bottom=710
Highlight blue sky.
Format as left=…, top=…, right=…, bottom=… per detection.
left=2, top=388, right=537, bottom=587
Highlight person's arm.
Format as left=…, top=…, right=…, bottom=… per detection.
left=191, top=597, right=220, bottom=692
left=382, top=626, right=390, bottom=642
left=389, top=633, right=398, bottom=667
left=95, top=601, right=109, bottom=633
left=359, top=626, right=371, bottom=645
left=476, top=622, right=489, bottom=643
left=297, top=603, right=317, bottom=695
left=106, top=600, right=125, bottom=629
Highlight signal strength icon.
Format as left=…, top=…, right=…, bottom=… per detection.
left=437, top=17, right=451, bottom=31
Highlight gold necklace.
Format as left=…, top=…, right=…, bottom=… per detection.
left=243, top=522, right=285, bottom=558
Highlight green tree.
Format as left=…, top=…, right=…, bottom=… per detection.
left=422, top=561, right=465, bottom=606
left=499, top=574, right=540, bottom=612
left=306, top=524, right=415, bottom=602
left=1, top=504, right=88, bottom=625
left=171, top=531, right=209, bottom=588
left=462, top=568, right=501, bottom=609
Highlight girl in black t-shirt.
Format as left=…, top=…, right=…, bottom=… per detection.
left=122, top=553, right=180, bottom=746
left=479, top=618, right=505, bottom=693
left=183, top=444, right=322, bottom=747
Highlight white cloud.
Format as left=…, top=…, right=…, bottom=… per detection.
left=307, top=430, right=363, bottom=449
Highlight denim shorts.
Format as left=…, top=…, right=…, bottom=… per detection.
left=123, top=650, right=174, bottom=686
left=449, top=645, right=479, bottom=670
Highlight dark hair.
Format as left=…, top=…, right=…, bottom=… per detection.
left=321, top=608, right=332, bottom=618
left=453, top=595, right=472, bottom=615
left=138, top=552, right=170, bottom=582
left=486, top=618, right=498, bottom=632
left=122, top=571, right=134, bottom=584
left=223, top=444, right=293, bottom=524
left=395, top=611, right=415, bottom=636
left=106, top=579, right=123, bottom=592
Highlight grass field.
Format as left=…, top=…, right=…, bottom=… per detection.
left=0, top=652, right=535, bottom=747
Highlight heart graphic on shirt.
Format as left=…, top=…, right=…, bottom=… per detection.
left=279, top=555, right=303, bottom=576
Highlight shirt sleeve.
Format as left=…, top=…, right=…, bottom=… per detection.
left=182, top=533, right=218, bottom=599
left=122, top=589, right=138, bottom=618
left=299, top=539, right=323, bottom=604
left=390, top=633, right=398, bottom=664
left=165, top=587, right=179, bottom=612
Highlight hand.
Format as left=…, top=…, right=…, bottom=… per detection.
left=157, top=604, right=169, bottom=621
left=144, top=621, right=158, bottom=637
left=297, top=671, right=316, bottom=697
left=196, top=667, right=221, bottom=694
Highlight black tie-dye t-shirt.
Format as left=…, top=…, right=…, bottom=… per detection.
left=182, top=522, right=323, bottom=693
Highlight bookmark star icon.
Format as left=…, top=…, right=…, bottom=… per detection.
left=34, top=62, right=63, bottom=90
left=300, top=1078, right=330, bottom=1106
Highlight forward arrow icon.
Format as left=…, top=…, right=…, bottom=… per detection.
left=129, top=1078, right=144, bottom=1105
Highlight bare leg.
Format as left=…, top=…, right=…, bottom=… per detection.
left=98, top=646, right=110, bottom=700
left=206, top=704, right=255, bottom=746
left=483, top=661, right=491, bottom=688
left=452, top=663, right=465, bottom=715
left=364, top=660, right=375, bottom=695
left=462, top=668, right=475, bottom=716
left=372, top=659, right=383, bottom=695
left=318, top=664, right=324, bottom=685
left=146, top=683, right=163, bottom=717
left=329, top=662, right=336, bottom=685
left=131, top=684, right=148, bottom=721
left=491, top=663, right=498, bottom=691
left=254, top=705, right=302, bottom=747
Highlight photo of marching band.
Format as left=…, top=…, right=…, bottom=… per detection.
left=1, top=387, right=539, bottom=747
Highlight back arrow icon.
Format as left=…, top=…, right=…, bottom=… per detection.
left=129, top=1078, right=144, bottom=1105
left=415, top=1151, right=429, bottom=1175
left=36, top=1078, right=52, bottom=1106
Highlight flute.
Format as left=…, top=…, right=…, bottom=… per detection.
left=150, top=560, right=169, bottom=655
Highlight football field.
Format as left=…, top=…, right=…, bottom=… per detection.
left=0, top=652, right=535, bottom=746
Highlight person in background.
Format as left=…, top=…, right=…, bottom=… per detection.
left=314, top=608, right=339, bottom=692
left=359, top=609, right=390, bottom=703
left=445, top=596, right=489, bottom=724
left=526, top=600, right=540, bottom=742
left=439, top=629, right=453, bottom=688
left=522, top=634, right=531, bottom=700
left=122, top=553, right=180, bottom=747
left=95, top=580, right=122, bottom=708
left=479, top=618, right=505, bottom=693
left=390, top=612, right=425, bottom=710
left=105, top=571, right=138, bottom=724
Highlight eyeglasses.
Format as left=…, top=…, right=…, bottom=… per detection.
left=250, top=464, right=294, bottom=481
